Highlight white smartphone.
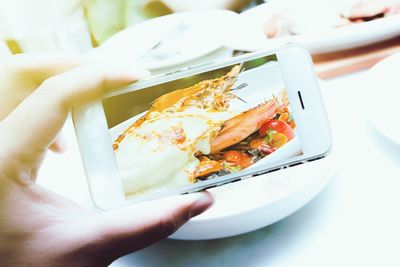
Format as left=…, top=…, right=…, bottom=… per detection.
left=73, top=44, right=332, bottom=210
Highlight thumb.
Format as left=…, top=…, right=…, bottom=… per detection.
left=91, top=192, right=213, bottom=261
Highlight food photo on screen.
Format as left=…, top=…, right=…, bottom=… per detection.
left=102, top=56, right=303, bottom=198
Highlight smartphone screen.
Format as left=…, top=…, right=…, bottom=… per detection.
left=102, top=54, right=304, bottom=198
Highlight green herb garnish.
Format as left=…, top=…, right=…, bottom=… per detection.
left=264, top=128, right=276, bottom=144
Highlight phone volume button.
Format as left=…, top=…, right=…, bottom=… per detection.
left=289, top=162, right=303, bottom=167
left=204, top=185, right=217, bottom=190
left=267, top=167, right=281, bottom=173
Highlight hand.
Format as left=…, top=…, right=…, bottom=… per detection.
left=0, top=53, right=83, bottom=152
left=0, top=54, right=214, bottom=267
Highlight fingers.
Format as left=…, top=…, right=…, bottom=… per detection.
left=49, top=133, right=67, bottom=154
left=0, top=63, right=149, bottom=168
left=92, top=192, right=214, bottom=260
left=2, top=53, right=87, bottom=85
left=0, top=53, right=87, bottom=122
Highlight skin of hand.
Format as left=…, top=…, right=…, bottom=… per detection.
left=0, top=54, right=214, bottom=267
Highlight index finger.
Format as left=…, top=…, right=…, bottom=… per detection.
left=0, top=63, right=149, bottom=171
left=2, top=53, right=87, bottom=85
left=0, top=53, right=88, bottom=121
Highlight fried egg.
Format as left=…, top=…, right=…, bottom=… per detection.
left=113, top=65, right=242, bottom=197
left=115, top=108, right=237, bottom=196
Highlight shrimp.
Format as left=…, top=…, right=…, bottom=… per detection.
left=210, top=99, right=278, bottom=153
left=113, top=65, right=242, bottom=150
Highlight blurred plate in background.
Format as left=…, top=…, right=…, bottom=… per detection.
left=96, top=9, right=238, bottom=70
left=226, top=2, right=400, bottom=54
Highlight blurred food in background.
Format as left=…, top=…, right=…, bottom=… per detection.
left=0, top=0, right=255, bottom=53
left=344, top=0, right=400, bottom=22
left=263, top=0, right=400, bottom=38
left=84, top=0, right=253, bottom=46
left=0, top=0, right=399, bottom=66
left=84, top=0, right=173, bottom=46
left=0, top=0, right=91, bottom=53
left=160, top=0, right=253, bottom=12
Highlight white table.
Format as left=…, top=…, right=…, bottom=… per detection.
left=38, top=71, right=400, bottom=267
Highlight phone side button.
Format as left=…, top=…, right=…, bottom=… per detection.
left=289, top=162, right=303, bottom=167
left=308, top=156, right=325, bottom=162
left=203, top=185, right=217, bottom=190
left=216, top=178, right=241, bottom=186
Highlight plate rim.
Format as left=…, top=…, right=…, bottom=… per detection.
left=226, top=2, right=400, bottom=53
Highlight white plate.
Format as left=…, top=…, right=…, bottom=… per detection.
left=172, top=156, right=334, bottom=240
left=226, top=2, right=400, bottom=54
left=172, top=81, right=334, bottom=240
left=365, top=52, right=400, bottom=146
left=105, top=63, right=333, bottom=240
left=95, top=10, right=238, bottom=70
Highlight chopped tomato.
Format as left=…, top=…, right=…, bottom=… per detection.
left=278, top=112, right=290, bottom=123
left=223, top=151, right=252, bottom=168
left=259, top=143, right=276, bottom=155
left=238, top=153, right=252, bottom=168
left=259, top=119, right=295, bottom=141
left=271, top=133, right=288, bottom=148
left=194, top=160, right=222, bottom=179
left=249, top=139, right=263, bottom=150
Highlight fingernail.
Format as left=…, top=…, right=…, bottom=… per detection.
left=189, top=192, right=214, bottom=218
left=56, top=131, right=68, bottom=151
left=49, top=131, right=68, bottom=153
